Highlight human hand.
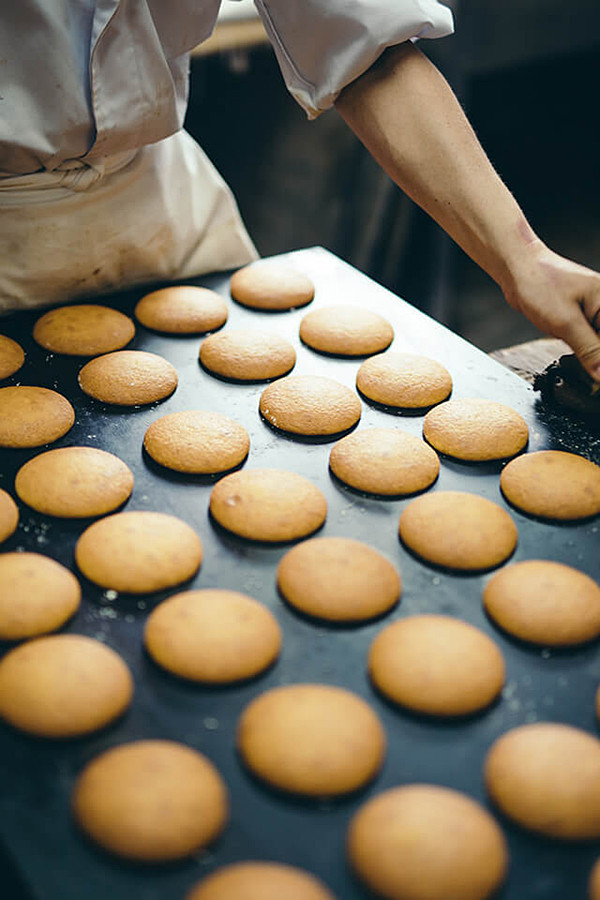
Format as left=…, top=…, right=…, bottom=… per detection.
left=503, top=241, right=600, bottom=382
left=335, top=41, right=600, bottom=383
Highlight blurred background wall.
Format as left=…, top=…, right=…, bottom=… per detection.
left=184, top=2, right=600, bottom=353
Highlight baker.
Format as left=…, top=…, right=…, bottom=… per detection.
left=2, top=1, right=599, bottom=382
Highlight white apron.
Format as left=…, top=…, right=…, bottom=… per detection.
left=0, top=130, right=258, bottom=315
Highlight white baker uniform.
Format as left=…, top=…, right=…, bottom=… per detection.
left=0, top=0, right=454, bottom=313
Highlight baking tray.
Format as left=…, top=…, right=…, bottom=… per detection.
left=0, top=247, right=598, bottom=900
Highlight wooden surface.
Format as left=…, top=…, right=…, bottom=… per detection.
left=192, top=17, right=268, bottom=57
left=489, top=337, right=569, bottom=383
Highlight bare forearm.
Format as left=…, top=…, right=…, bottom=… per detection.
left=335, top=42, right=600, bottom=380
left=334, top=42, right=534, bottom=292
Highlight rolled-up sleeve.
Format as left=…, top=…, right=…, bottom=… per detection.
left=254, top=0, right=454, bottom=118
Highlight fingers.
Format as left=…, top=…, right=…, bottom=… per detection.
left=504, top=247, right=600, bottom=382
left=543, top=259, right=600, bottom=382
left=559, top=314, right=600, bottom=382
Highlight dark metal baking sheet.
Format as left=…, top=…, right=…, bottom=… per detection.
left=0, top=247, right=598, bottom=900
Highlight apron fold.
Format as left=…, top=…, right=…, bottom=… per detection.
left=0, top=131, right=257, bottom=314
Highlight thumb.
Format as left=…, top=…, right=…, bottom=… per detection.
left=561, top=316, right=600, bottom=383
